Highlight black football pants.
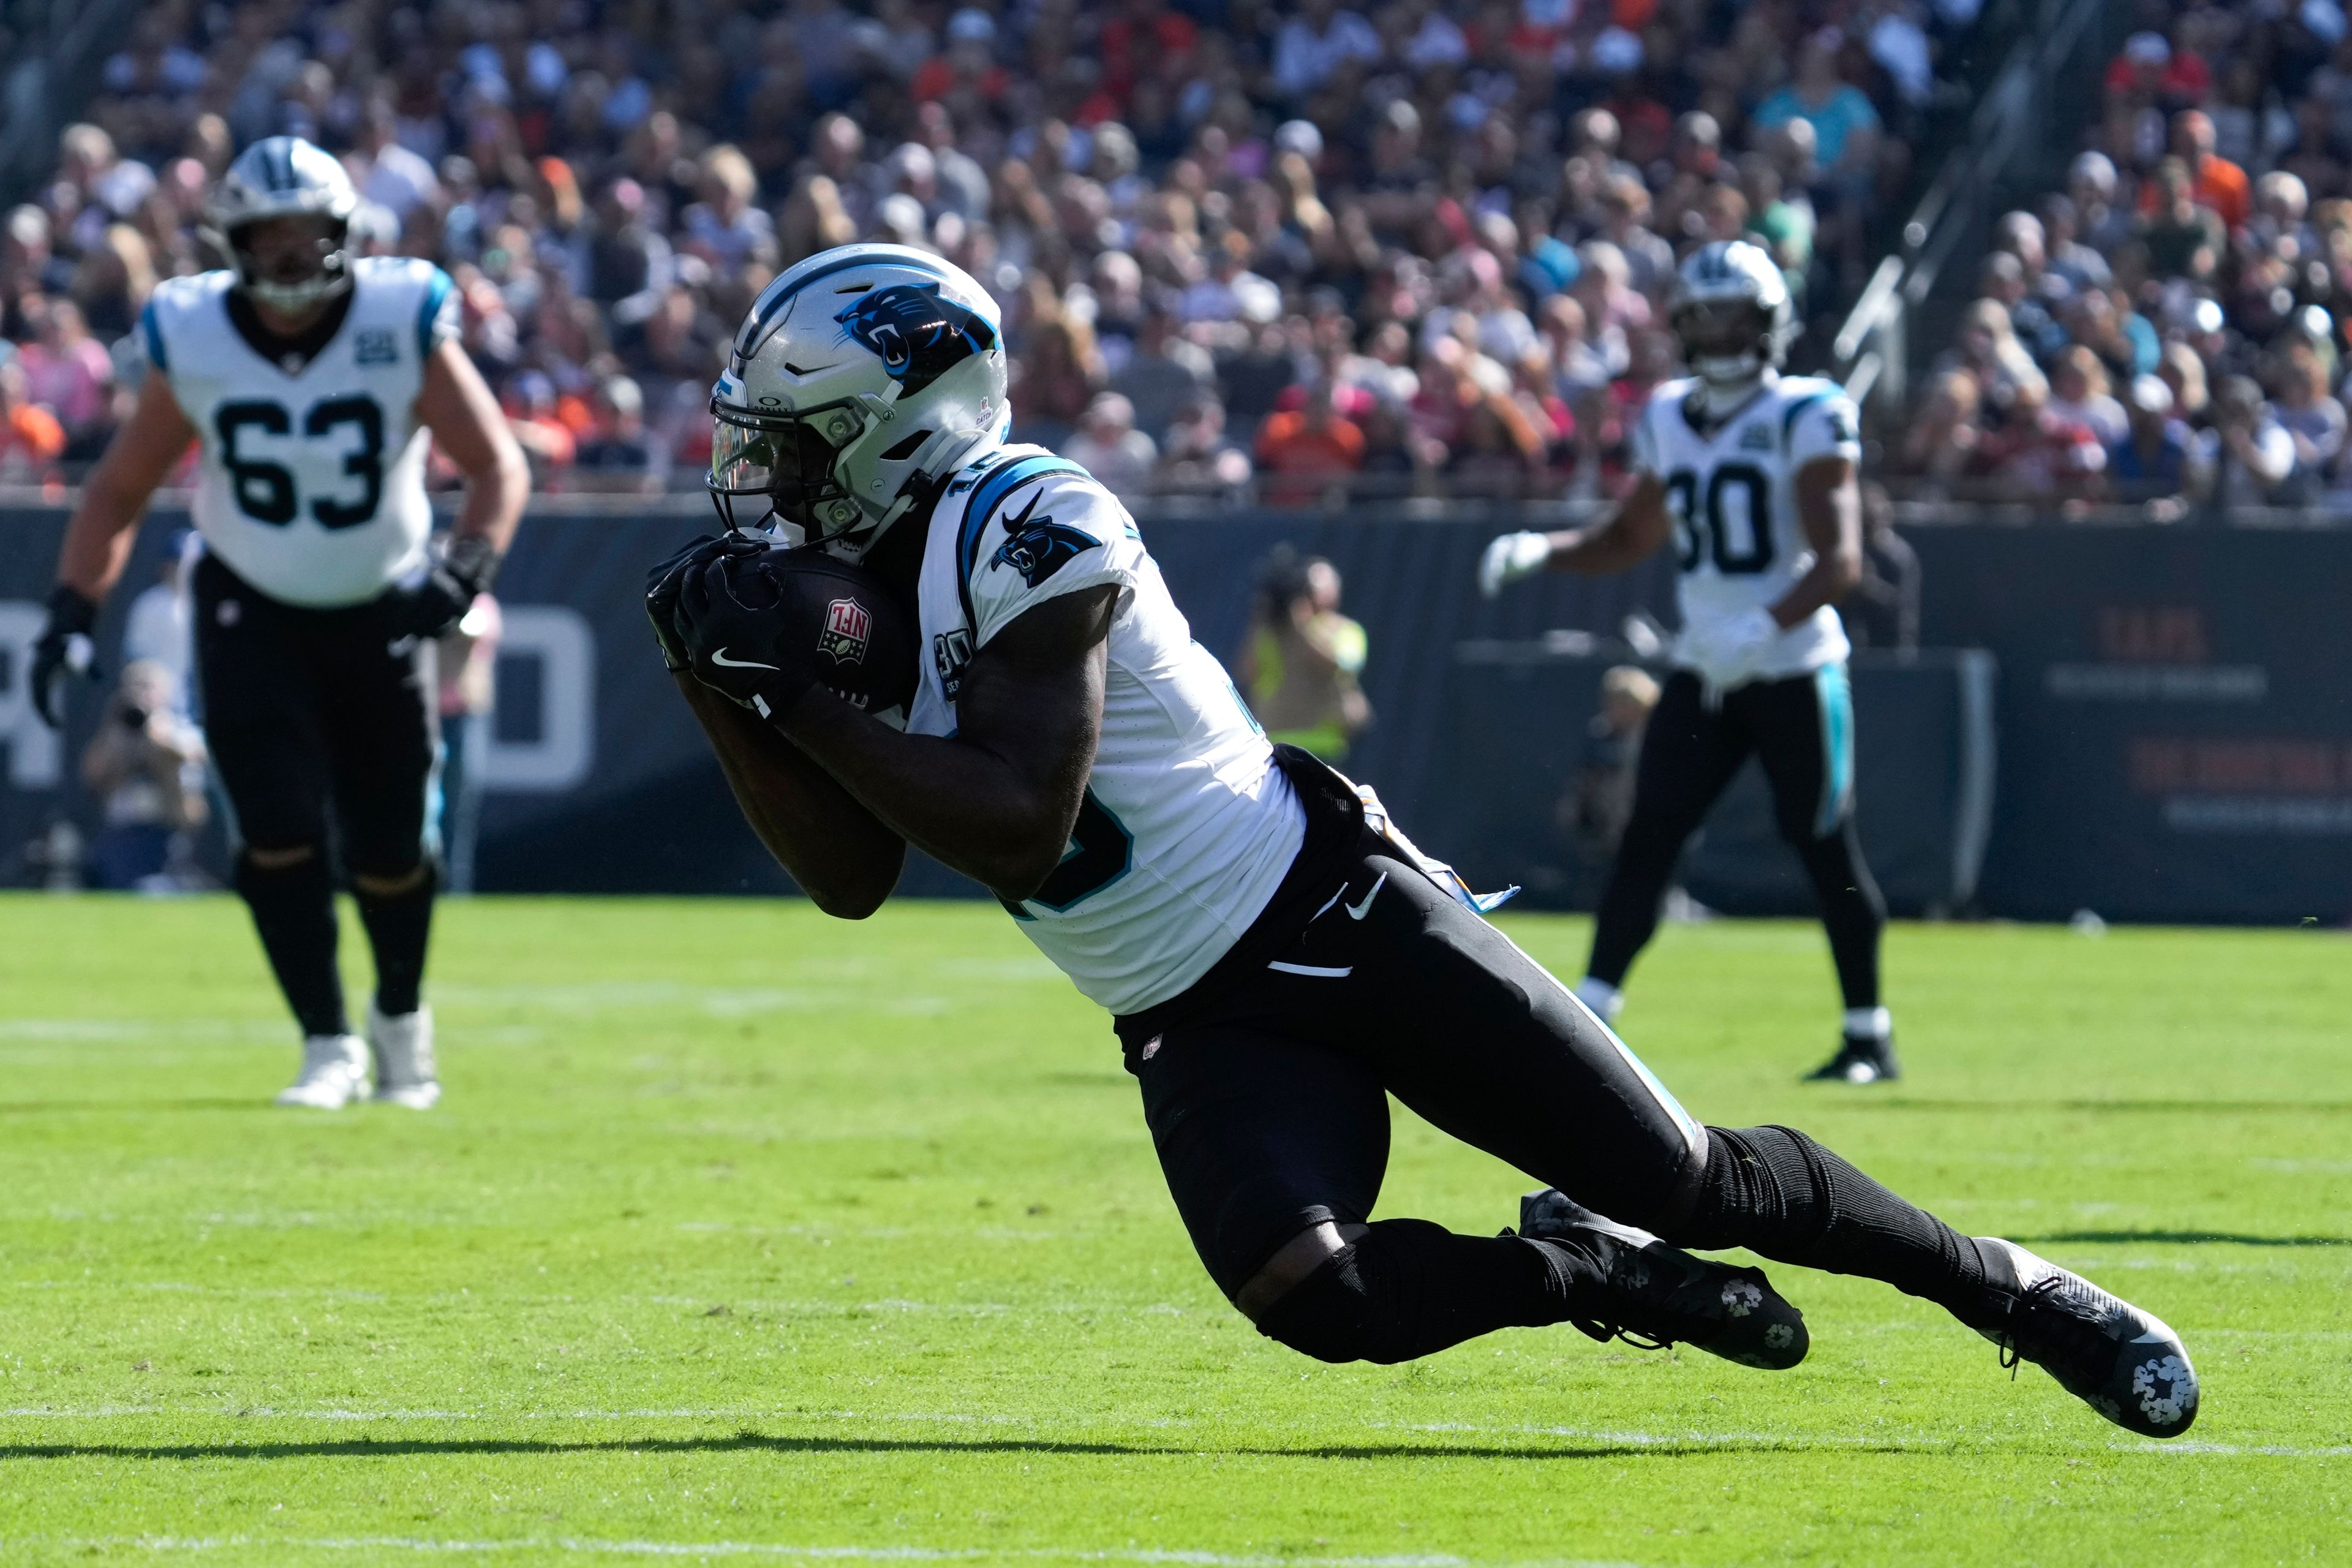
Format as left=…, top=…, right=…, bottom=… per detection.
left=1588, top=666, right=1885, bottom=1009
left=1128, top=827, right=1708, bottom=1297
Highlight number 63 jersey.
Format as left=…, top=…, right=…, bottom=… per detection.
left=907, top=443, right=1306, bottom=1017
left=142, top=256, right=456, bottom=608
left=1631, top=372, right=1861, bottom=684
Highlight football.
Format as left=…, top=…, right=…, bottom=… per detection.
left=734, top=545, right=921, bottom=729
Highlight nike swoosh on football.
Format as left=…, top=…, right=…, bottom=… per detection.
left=710, top=648, right=781, bottom=670
left=1344, top=872, right=1388, bottom=920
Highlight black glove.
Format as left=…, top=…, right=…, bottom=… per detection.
left=645, top=532, right=763, bottom=672
left=30, top=584, right=100, bottom=729
left=399, top=534, right=503, bottom=639
left=673, top=551, right=816, bottom=724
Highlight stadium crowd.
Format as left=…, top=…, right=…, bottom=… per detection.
left=1905, top=0, right=2352, bottom=511
left=0, top=0, right=1965, bottom=503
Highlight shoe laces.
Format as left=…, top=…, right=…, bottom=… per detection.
left=1996, top=1273, right=2106, bottom=1380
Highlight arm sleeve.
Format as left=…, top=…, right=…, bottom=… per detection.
left=961, top=465, right=1148, bottom=649
left=416, top=265, right=459, bottom=358
left=1628, top=397, right=1665, bottom=478
left=1787, top=388, right=1864, bottom=467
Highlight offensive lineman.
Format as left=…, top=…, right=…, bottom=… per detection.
left=1483, top=241, right=1899, bottom=1084
left=30, top=137, right=529, bottom=1108
left=643, top=242, right=2198, bottom=1438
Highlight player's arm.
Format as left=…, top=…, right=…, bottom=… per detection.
left=671, top=670, right=910, bottom=918
left=1773, top=454, right=1864, bottom=627
left=54, top=371, right=196, bottom=602
left=1477, top=471, right=1672, bottom=595
left=31, top=371, right=198, bottom=724
left=412, top=339, right=530, bottom=622
left=771, top=587, right=1115, bottom=904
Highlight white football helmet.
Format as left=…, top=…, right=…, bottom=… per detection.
left=710, top=243, right=1009, bottom=558
left=204, top=135, right=361, bottom=311
left=1668, top=239, right=1795, bottom=394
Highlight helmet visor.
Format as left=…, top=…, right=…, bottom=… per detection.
left=1672, top=298, right=1771, bottom=363
left=708, top=400, right=865, bottom=535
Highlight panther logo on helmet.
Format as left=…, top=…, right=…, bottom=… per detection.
left=835, top=284, right=998, bottom=397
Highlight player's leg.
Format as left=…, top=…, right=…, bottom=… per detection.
left=1578, top=670, right=1750, bottom=1024
left=1332, top=853, right=2193, bottom=1430
left=1134, top=1016, right=1687, bottom=1366
left=1215, top=851, right=1806, bottom=1370
left=322, top=609, right=443, bottom=1107
left=1665, top=1121, right=2197, bottom=1435
left=1741, top=664, right=1896, bottom=1081
left=192, top=557, right=364, bottom=1106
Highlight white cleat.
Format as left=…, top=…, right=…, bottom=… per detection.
left=368, top=1001, right=440, bottom=1108
left=276, top=1033, right=370, bottom=1108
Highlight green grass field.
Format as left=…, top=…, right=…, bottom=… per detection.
left=1, top=894, right=2347, bottom=1566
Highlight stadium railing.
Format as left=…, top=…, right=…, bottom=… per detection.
left=1831, top=0, right=2120, bottom=420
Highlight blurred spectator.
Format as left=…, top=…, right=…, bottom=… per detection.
left=121, top=542, right=192, bottom=710
left=1900, top=368, right=1985, bottom=493
left=1154, top=396, right=1254, bottom=496
left=1559, top=665, right=1659, bottom=900
left=1113, top=311, right=1216, bottom=443
left=2207, top=374, right=2297, bottom=508
left=1063, top=393, right=1158, bottom=496
left=23, top=0, right=1951, bottom=502
left=1236, top=549, right=1371, bottom=764
left=80, top=660, right=207, bottom=892
left=2108, top=374, right=2197, bottom=515
left=1841, top=484, right=1922, bottom=650
left=2267, top=346, right=2344, bottom=495
left=0, top=352, right=66, bottom=482
left=2048, top=345, right=2129, bottom=447
left=1255, top=382, right=1365, bottom=507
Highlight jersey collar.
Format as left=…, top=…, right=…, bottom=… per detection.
left=225, top=287, right=355, bottom=377
left=1678, top=375, right=1776, bottom=442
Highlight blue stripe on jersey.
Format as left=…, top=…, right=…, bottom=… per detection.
left=140, top=299, right=168, bottom=374
left=1781, top=390, right=1830, bottom=450
left=1813, top=662, right=1855, bottom=837
left=415, top=266, right=454, bottom=360
left=954, top=454, right=1087, bottom=636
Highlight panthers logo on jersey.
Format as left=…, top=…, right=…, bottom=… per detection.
left=834, top=284, right=996, bottom=396
left=989, top=491, right=1101, bottom=588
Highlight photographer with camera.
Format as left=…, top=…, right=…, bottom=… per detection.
left=80, top=660, right=208, bottom=891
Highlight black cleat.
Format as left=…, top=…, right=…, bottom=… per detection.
left=1974, top=1237, right=2199, bottom=1438
left=1805, top=1031, right=1901, bottom=1084
left=1518, top=1189, right=1809, bottom=1370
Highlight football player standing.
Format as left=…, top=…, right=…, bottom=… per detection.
left=1482, top=241, right=1900, bottom=1084
left=643, top=243, right=2197, bottom=1438
left=30, top=137, right=529, bottom=1109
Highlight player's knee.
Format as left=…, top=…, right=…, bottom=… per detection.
left=353, top=861, right=432, bottom=898
left=1250, top=1218, right=1450, bottom=1366
left=243, top=842, right=318, bottom=872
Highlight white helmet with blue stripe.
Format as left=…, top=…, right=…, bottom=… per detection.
left=710, top=243, right=1009, bottom=559
left=1668, top=239, right=1795, bottom=394
left=205, top=135, right=361, bottom=311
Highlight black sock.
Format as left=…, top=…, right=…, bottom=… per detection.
left=1253, top=1217, right=1597, bottom=1365
left=1667, top=1125, right=1996, bottom=1327
left=235, top=852, right=347, bottom=1039
left=1793, top=821, right=1887, bottom=1012
left=355, top=864, right=437, bottom=1017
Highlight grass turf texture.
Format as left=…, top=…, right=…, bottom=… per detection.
left=0, top=895, right=2346, bottom=1567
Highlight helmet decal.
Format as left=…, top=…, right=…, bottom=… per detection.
left=834, top=284, right=997, bottom=397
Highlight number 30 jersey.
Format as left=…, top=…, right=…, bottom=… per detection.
left=142, top=257, right=458, bottom=608
left=907, top=442, right=1306, bottom=1017
left=1630, top=372, right=1862, bottom=685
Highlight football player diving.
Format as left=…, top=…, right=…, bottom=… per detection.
left=646, top=243, right=2197, bottom=1437
left=31, top=137, right=530, bottom=1108
left=1483, top=241, right=1899, bottom=1084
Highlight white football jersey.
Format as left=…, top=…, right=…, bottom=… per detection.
left=143, top=256, right=458, bottom=608
left=908, top=442, right=1306, bottom=1016
left=1631, top=372, right=1861, bottom=685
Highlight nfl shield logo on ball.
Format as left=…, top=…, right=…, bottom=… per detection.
left=820, top=597, right=872, bottom=665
